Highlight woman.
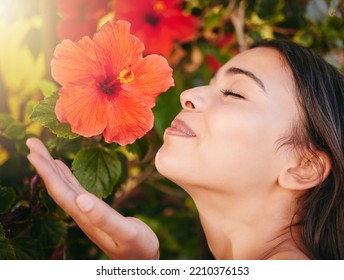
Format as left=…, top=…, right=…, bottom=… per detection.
left=26, top=39, right=344, bottom=259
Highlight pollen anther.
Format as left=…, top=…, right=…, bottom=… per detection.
left=154, top=1, right=165, bottom=12
left=117, top=68, right=135, bottom=84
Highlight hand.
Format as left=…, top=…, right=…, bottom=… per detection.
left=26, top=138, right=159, bottom=260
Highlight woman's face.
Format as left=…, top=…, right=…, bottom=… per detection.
left=155, top=47, right=300, bottom=195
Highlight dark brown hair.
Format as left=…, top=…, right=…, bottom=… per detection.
left=252, top=39, right=344, bottom=259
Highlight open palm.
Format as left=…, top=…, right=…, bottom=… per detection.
left=26, top=138, right=159, bottom=260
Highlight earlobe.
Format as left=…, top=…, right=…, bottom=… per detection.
left=278, top=152, right=331, bottom=191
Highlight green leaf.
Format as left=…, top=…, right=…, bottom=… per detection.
left=39, top=189, right=58, bottom=214
left=0, top=239, right=16, bottom=259
left=255, top=0, right=284, bottom=22
left=31, top=216, right=67, bottom=248
left=39, top=80, right=59, bottom=98
left=293, top=30, right=314, bottom=47
left=0, top=113, right=14, bottom=127
left=15, top=137, right=31, bottom=155
left=125, top=136, right=150, bottom=160
left=0, top=223, right=5, bottom=239
left=46, top=137, right=82, bottom=160
left=0, top=186, right=16, bottom=214
left=12, top=236, right=43, bottom=259
left=72, top=147, right=122, bottom=198
left=153, top=88, right=181, bottom=139
left=0, top=224, right=16, bottom=259
left=0, top=113, right=25, bottom=140
left=30, top=93, right=79, bottom=139
left=2, top=122, right=26, bottom=140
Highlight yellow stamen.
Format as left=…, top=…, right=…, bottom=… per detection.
left=154, top=1, right=165, bottom=12
left=117, top=68, right=135, bottom=84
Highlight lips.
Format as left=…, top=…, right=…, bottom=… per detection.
left=165, top=118, right=196, bottom=137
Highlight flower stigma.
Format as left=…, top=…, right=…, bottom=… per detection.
left=117, top=68, right=135, bottom=84
left=154, top=1, right=166, bottom=12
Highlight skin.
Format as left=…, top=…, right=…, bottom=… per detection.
left=155, top=47, right=310, bottom=259
left=27, top=47, right=314, bottom=259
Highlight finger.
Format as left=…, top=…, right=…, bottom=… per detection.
left=75, top=194, right=144, bottom=247
left=54, top=160, right=85, bottom=194
left=26, top=138, right=86, bottom=212
left=75, top=193, right=126, bottom=235
left=26, top=137, right=55, bottom=162
left=27, top=137, right=84, bottom=192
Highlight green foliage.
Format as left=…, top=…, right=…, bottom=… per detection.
left=154, top=87, right=182, bottom=138
left=0, top=224, right=16, bottom=259
left=12, top=237, right=44, bottom=260
left=0, top=114, right=26, bottom=140
left=0, top=186, right=16, bottom=214
left=125, top=136, right=150, bottom=160
left=30, top=93, right=79, bottom=139
left=0, top=0, right=343, bottom=260
left=39, top=80, right=59, bottom=98
left=31, top=216, right=67, bottom=248
left=72, top=147, right=122, bottom=198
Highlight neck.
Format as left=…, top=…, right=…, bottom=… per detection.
left=184, top=184, right=303, bottom=259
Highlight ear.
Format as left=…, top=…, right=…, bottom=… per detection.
left=278, top=150, right=331, bottom=191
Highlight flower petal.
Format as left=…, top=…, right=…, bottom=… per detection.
left=164, top=14, right=199, bottom=43
left=103, top=92, right=154, bottom=145
left=55, top=86, right=109, bottom=137
left=114, top=0, right=199, bottom=56
left=122, top=54, right=174, bottom=108
left=134, top=25, right=175, bottom=56
left=51, top=36, right=105, bottom=86
left=93, top=20, right=145, bottom=75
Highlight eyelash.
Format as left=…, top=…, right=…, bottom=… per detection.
left=220, top=89, right=245, bottom=99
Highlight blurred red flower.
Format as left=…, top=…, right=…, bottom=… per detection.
left=205, top=33, right=234, bottom=72
left=114, top=0, right=199, bottom=56
left=51, top=20, right=174, bottom=145
left=57, top=0, right=110, bottom=41
left=205, top=55, right=222, bottom=73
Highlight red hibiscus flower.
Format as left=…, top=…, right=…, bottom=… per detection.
left=114, top=0, right=199, bottom=56
left=51, top=20, right=174, bottom=145
left=57, top=0, right=111, bottom=41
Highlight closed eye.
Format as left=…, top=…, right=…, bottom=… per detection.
left=220, top=89, right=245, bottom=99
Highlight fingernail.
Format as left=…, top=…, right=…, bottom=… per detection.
left=26, top=138, right=32, bottom=149
left=76, top=194, right=94, bottom=212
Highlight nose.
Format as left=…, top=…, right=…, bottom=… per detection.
left=180, top=86, right=208, bottom=111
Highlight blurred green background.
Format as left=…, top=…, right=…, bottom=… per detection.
left=0, top=0, right=343, bottom=259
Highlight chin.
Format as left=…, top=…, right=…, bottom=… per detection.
left=155, top=143, right=204, bottom=191
left=154, top=146, right=170, bottom=177
left=155, top=146, right=184, bottom=185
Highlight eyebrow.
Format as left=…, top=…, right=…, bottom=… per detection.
left=226, top=67, right=266, bottom=92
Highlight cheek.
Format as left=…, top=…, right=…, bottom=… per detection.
left=205, top=105, right=270, bottom=154
left=156, top=111, right=276, bottom=189
left=155, top=103, right=296, bottom=191
left=197, top=108, right=285, bottom=189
